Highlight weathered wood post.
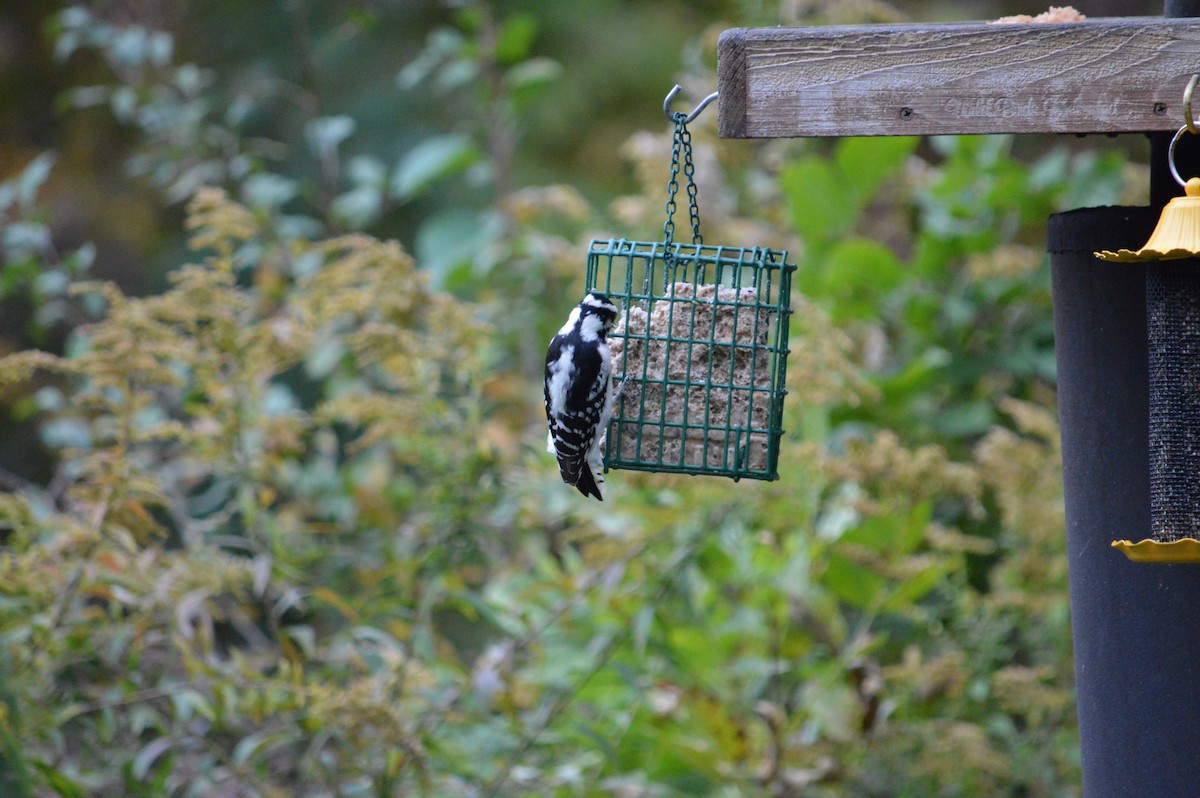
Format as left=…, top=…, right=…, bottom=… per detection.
left=719, top=6, right=1200, bottom=796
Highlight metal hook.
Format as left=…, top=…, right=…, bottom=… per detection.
left=663, top=84, right=719, bottom=124
left=1168, top=123, right=1198, bottom=188
left=1185, top=74, right=1200, bottom=135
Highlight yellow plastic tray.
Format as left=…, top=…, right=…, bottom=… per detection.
left=1111, top=538, right=1200, bottom=563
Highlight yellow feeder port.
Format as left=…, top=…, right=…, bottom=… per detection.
left=1097, top=178, right=1200, bottom=262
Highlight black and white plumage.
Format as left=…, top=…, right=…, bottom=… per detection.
left=544, top=292, right=620, bottom=500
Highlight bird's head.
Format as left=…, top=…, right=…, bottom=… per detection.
left=580, top=292, right=620, bottom=333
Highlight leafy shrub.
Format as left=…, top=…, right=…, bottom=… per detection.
left=0, top=2, right=1144, bottom=796
left=0, top=187, right=503, bottom=796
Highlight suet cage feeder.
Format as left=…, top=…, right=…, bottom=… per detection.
left=586, top=85, right=796, bottom=482
left=586, top=239, right=794, bottom=481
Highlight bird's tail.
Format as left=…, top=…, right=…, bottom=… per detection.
left=574, top=465, right=604, bottom=501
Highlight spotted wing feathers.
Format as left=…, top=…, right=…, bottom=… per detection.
left=544, top=328, right=611, bottom=500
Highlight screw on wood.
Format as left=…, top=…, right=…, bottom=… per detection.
left=899, top=107, right=914, bottom=120
left=1155, top=103, right=1168, bottom=116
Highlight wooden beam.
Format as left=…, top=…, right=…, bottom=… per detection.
left=718, top=18, right=1200, bottom=138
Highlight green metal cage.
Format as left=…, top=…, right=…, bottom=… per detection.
left=586, top=238, right=796, bottom=481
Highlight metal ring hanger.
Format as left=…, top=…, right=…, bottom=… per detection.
left=1168, top=74, right=1200, bottom=187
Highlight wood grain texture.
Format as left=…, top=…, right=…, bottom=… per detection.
left=717, top=18, right=1200, bottom=138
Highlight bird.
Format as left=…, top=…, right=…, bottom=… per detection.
left=544, top=291, right=620, bottom=500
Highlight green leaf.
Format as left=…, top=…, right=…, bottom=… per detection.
left=494, top=14, right=537, bottom=65
left=505, top=57, right=561, bottom=91
left=170, top=689, right=215, bottom=722
left=305, top=115, right=356, bottom=160
left=397, top=29, right=465, bottom=89
left=30, top=761, right=82, bottom=798
left=347, top=155, right=386, bottom=187
left=434, top=59, right=479, bottom=93
left=780, top=156, right=855, bottom=247
left=390, top=134, right=478, bottom=202
left=1063, top=150, right=1128, bottom=209
left=284, top=625, right=316, bottom=658
left=65, top=242, right=96, bottom=274
left=783, top=138, right=917, bottom=254
left=882, top=556, right=953, bottom=612
left=840, top=501, right=930, bottom=556
left=452, top=7, right=483, bottom=34
left=1028, top=146, right=1070, bottom=192
left=110, top=26, right=150, bottom=68
left=345, top=8, right=379, bottom=32
left=3, top=223, right=51, bottom=260
left=16, top=153, right=56, bottom=212
left=505, top=58, right=562, bottom=111
left=802, top=660, right=860, bottom=741
left=131, top=738, right=171, bottom=782
left=835, top=136, right=918, bottom=200
left=233, top=730, right=274, bottom=766
left=414, top=208, right=503, bottom=290
left=632, top=604, right=654, bottom=656
left=931, top=400, right=995, bottom=438
left=450, top=590, right=522, bottom=636
left=241, top=173, right=297, bottom=210
left=824, top=552, right=887, bottom=610
left=880, top=347, right=951, bottom=398
left=331, top=185, right=383, bottom=229
left=896, top=500, right=934, bottom=555
left=815, top=237, right=904, bottom=320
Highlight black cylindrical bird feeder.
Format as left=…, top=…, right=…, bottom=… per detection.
left=1051, top=205, right=1200, bottom=798
left=1098, top=128, right=1200, bottom=560
left=1148, top=259, right=1200, bottom=545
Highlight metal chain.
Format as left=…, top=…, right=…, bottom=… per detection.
left=662, top=116, right=682, bottom=254
left=680, top=121, right=702, bottom=245
left=662, top=113, right=703, bottom=254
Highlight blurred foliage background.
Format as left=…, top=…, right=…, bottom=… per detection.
left=0, top=0, right=1158, bottom=795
